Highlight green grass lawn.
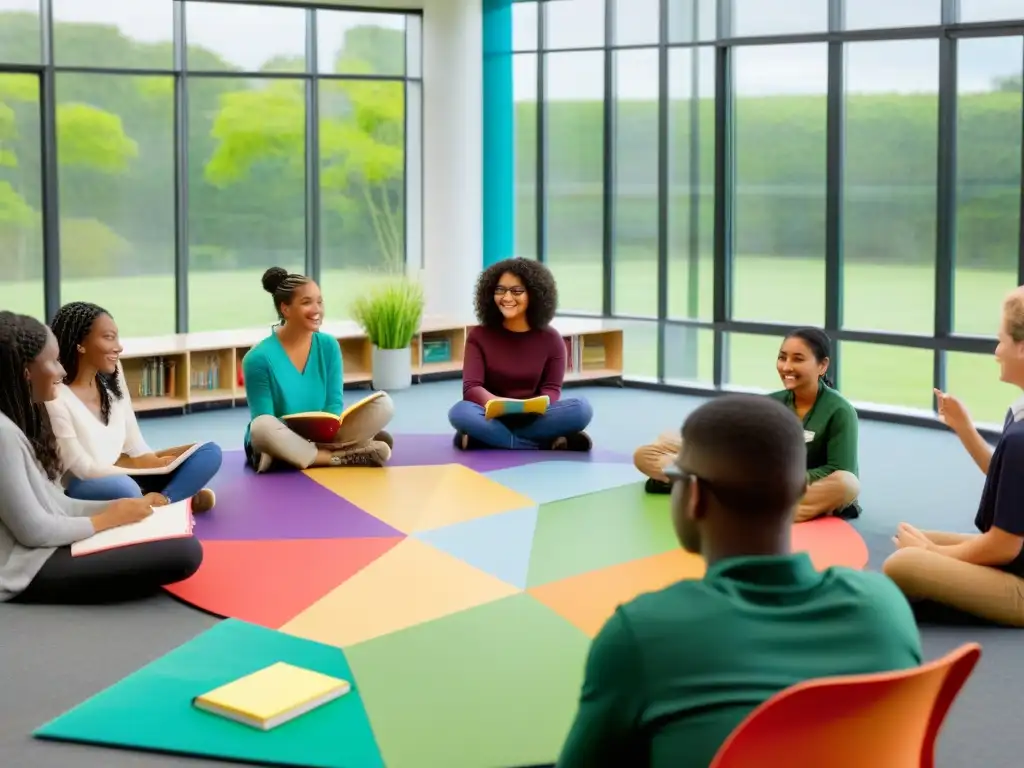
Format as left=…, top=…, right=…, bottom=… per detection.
left=1, top=256, right=1017, bottom=425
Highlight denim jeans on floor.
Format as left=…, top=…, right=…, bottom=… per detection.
left=447, top=397, right=594, bottom=449
left=65, top=442, right=223, bottom=503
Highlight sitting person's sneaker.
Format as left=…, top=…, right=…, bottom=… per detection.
left=453, top=431, right=471, bottom=450
left=550, top=432, right=592, bottom=452
left=645, top=478, right=672, bottom=495
left=191, top=488, right=217, bottom=514
left=330, top=440, right=391, bottom=467
left=374, top=430, right=394, bottom=450
left=834, top=501, right=861, bottom=520
left=251, top=451, right=273, bottom=474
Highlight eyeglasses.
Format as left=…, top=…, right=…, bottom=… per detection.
left=662, top=464, right=693, bottom=486
left=494, top=286, right=526, bottom=297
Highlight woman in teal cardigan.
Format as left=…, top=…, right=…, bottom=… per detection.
left=634, top=327, right=861, bottom=521
left=242, top=267, right=395, bottom=473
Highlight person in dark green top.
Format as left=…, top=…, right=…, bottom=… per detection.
left=242, top=267, right=395, bottom=473
left=634, top=327, right=861, bottom=521
left=557, top=394, right=922, bottom=768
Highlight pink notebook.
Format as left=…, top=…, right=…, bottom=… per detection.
left=71, top=499, right=195, bottom=557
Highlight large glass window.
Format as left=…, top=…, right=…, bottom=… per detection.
left=732, top=44, right=828, bottom=326
left=186, top=2, right=306, bottom=72
left=0, top=73, right=43, bottom=319
left=57, top=73, right=175, bottom=336
left=544, top=50, right=604, bottom=313
left=544, top=0, right=604, bottom=50
left=514, top=53, right=538, bottom=259
left=946, top=351, right=1019, bottom=427
left=53, top=0, right=173, bottom=70
left=0, top=2, right=421, bottom=336
left=842, top=39, right=939, bottom=335
left=318, top=10, right=406, bottom=77
left=731, top=0, right=829, bottom=38
left=839, top=342, right=933, bottom=411
left=319, top=75, right=407, bottom=309
left=954, top=37, right=1023, bottom=336
left=668, top=46, right=715, bottom=322
left=725, top=332, right=786, bottom=392
left=0, top=0, right=41, bottom=65
left=611, top=48, right=659, bottom=317
left=843, top=0, right=941, bottom=30
left=187, top=78, right=306, bottom=332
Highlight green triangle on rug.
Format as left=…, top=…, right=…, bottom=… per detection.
left=33, top=618, right=383, bottom=768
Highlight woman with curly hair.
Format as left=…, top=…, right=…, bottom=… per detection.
left=448, top=258, right=594, bottom=450
left=0, top=311, right=202, bottom=604
left=46, top=301, right=223, bottom=512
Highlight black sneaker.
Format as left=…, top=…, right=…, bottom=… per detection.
left=550, top=432, right=593, bottom=452
left=834, top=502, right=861, bottom=520
left=452, top=432, right=471, bottom=450
left=645, top=478, right=672, bottom=495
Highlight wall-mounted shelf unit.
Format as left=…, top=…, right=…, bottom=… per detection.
left=118, top=317, right=623, bottom=415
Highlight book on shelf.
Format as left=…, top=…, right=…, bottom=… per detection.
left=563, top=335, right=582, bottom=373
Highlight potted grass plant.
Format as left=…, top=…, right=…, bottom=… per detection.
left=350, top=276, right=425, bottom=391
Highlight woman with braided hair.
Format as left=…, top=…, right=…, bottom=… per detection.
left=45, top=302, right=223, bottom=512
left=0, top=311, right=202, bottom=604
left=241, top=266, right=395, bottom=472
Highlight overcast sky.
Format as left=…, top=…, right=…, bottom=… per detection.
left=2, top=0, right=1021, bottom=99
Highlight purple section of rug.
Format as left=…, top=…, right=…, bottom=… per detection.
left=197, top=453, right=401, bottom=541
left=387, top=433, right=630, bottom=472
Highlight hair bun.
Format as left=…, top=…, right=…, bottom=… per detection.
left=261, top=266, right=289, bottom=295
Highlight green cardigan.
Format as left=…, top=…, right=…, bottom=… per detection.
left=769, top=380, right=859, bottom=482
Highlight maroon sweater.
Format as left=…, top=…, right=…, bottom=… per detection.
left=462, top=324, right=566, bottom=406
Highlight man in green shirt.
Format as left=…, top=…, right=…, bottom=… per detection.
left=556, top=395, right=922, bottom=768
left=634, top=328, right=861, bottom=521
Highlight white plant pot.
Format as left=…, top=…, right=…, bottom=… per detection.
left=371, top=345, right=412, bottom=391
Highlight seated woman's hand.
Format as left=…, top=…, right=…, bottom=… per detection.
left=90, top=498, right=154, bottom=533
left=143, top=492, right=170, bottom=507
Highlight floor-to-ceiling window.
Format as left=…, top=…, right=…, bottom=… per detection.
left=514, top=0, right=1024, bottom=426
left=0, top=0, right=422, bottom=335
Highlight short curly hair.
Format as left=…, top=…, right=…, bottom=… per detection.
left=473, top=258, right=558, bottom=329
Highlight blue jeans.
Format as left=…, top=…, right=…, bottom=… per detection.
left=65, top=443, right=223, bottom=503
left=448, top=397, right=594, bottom=450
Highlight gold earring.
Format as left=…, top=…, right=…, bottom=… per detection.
left=77, top=345, right=85, bottom=353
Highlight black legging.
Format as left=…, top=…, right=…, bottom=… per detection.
left=12, top=537, right=203, bottom=605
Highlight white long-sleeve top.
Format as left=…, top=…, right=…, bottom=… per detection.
left=44, top=368, right=153, bottom=481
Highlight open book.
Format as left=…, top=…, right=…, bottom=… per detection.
left=484, top=395, right=550, bottom=420
left=71, top=498, right=195, bottom=557
left=283, top=391, right=387, bottom=444
left=118, top=442, right=209, bottom=477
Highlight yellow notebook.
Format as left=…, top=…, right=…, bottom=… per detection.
left=484, top=395, right=550, bottom=420
left=193, top=662, right=351, bottom=731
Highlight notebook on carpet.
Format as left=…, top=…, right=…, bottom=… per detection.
left=283, top=390, right=387, bottom=443
left=484, top=395, right=549, bottom=420
left=193, top=661, right=351, bottom=731
left=71, top=499, right=194, bottom=557
left=119, top=442, right=210, bottom=477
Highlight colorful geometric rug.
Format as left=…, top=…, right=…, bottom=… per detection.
left=66, top=434, right=871, bottom=767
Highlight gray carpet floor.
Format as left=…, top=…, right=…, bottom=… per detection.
left=0, top=381, right=1013, bottom=767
